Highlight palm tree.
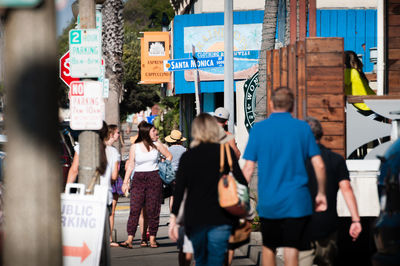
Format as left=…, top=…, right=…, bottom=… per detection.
left=256, top=0, right=279, bottom=122
left=102, top=0, right=124, bottom=126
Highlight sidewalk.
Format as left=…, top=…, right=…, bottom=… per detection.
left=110, top=196, right=261, bottom=266
left=236, top=232, right=285, bottom=266
left=113, top=123, right=265, bottom=265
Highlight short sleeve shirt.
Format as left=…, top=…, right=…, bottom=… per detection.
left=168, top=145, right=187, bottom=171
left=243, top=112, right=320, bottom=218
left=75, top=144, right=121, bottom=205
left=306, top=144, right=349, bottom=239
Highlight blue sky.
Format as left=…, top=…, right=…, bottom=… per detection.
left=56, top=0, right=74, bottom=35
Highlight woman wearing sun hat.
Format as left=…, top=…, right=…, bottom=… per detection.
left=165, top=130, right=187, bottom=171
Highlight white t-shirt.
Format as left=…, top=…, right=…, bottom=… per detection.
left=74, top=144, right=121, bottom=205
left=134, top=142, right=159, bottom=172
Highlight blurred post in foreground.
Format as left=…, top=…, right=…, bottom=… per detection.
left=3, top=0, right=62, bottom=265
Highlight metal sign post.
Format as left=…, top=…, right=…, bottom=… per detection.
left=192, top=46, right=201, bottom=115
left=224, top=0, right=234, bottom=133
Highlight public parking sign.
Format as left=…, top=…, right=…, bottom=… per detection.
left=59, top=51, right=79, bottom=87
left=69, top=81, right=105, bottom=130
left=69, top=29, right=102, bottom=78
left=62, top=184, right=108, bottom=266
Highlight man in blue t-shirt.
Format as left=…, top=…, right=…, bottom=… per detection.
left=242, top=87, right=327, bottom=266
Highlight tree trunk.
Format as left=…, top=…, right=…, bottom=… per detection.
left=257, top=0, right=279, bottom=122
left=102, top=0, right=124, bottom=127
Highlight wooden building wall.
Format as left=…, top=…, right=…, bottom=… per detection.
left=388, top=0, right=400, bottom=94
left=266, top=38, right=346, bottom=157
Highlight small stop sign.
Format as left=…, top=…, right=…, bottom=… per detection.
left=60, top=51, right=79, bottom=87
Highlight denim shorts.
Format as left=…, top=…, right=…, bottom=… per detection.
left=189, top=224, right=232, bottom=266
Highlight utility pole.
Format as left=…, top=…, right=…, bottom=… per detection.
left=3, top=0, right=62, bottom=265
left=78, top=0, right=100, bottom=189
left=224, top=0, right=234, bottom=133
left=77, top=1, right=110, bottom=265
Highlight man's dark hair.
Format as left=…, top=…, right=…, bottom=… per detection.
left=271, top=87, right=294, bottom=112
left=305, top=116, right=323, bottom=141
left=214, top=116, right=227, bottom=124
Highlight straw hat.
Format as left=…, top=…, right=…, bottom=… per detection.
left=165, top=130, right=187, bottom=143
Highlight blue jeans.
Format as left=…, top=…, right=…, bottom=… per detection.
left=189, top=224, right=232, bottom=266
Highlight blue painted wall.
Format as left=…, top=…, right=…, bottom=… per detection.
left=173, top=9, right=377, bottom=95
left=316, top=9, right=377, bottom=73
left=173, top=11, right=264, bottom=95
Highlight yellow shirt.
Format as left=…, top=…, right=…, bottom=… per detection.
left=344, top=68, right=376, bottom=111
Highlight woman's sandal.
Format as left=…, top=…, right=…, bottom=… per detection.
left=119, top=241, right=133, bottom=249
left=140, top=240, right=148, bottom=247
left=149, top=241, right=159, bottom=248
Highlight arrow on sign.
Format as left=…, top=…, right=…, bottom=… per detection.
left=63, top=241, right=91, bottom=262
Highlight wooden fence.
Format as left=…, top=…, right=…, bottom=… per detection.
left=265, top=37, right=346, bottom=157
left=388, top=0, right=400, bottom=94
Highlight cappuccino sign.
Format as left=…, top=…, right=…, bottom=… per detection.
left=244, top=72, right=258, bottom=132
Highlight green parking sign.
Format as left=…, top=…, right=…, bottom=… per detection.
left=69, top=29, right=102, bottom=78
left=69, top=30, right=82, bottom=45
left=0, top=0, right=41, bottom=7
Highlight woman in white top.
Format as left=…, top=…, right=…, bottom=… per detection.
left=121, top=121, right=172, bottom=248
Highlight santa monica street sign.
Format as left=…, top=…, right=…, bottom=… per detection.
left=163, top=57, right=223, bottom=72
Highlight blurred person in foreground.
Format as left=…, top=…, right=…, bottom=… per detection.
left=214, top=107, right=241, bottom=159
left=120, top=121, right=171, bottom=248
left=299, top=117, right=362, bottom=266
left=242, top=87, right=327, bottom=266
left=169, top=113, right=247, bottom=266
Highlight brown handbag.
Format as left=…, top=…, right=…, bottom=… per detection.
left=218, top=143, right=249, bottom=218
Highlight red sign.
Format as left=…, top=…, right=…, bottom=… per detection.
left=60, top=51, right=79, bottom=87
left=70, top=82, right=84, bottom=96
left=69, top=81, right=104, bottom=130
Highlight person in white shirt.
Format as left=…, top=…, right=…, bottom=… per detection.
left=105, top=125, right=122, bottom=247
